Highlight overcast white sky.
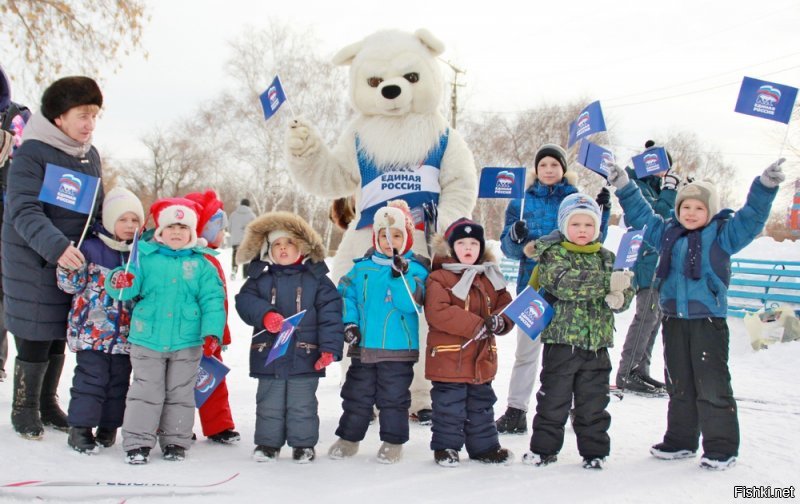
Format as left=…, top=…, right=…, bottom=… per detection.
left=9, top=0, right=800, bottom=188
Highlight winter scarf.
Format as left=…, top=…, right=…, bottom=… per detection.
left=441, top=262, right=506, bottom=301
left=22, top=113, right=92, bottom=157
left=656, top=224, right=702, bottom=281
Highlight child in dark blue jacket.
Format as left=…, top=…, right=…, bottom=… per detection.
left=608, top=159, right=785, bottom=471
left=235, top=212, right=344, bottom=464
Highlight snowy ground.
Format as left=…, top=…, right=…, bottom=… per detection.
left=1, top=226, right=798, bottom=503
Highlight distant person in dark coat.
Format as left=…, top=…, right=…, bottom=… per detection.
left=228, top=198, right=256, bottom=280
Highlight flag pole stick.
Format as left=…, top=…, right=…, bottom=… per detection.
left=76, top=181, right=101, bottom=249
left=777, top=122, right=791, bottom=159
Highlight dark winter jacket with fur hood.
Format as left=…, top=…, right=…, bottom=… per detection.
left=234, top=212, right=344, bottom=380
left=424, top=238, right=513, bottom=384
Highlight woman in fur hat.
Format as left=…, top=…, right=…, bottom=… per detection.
left=234, top=211, right=344, bottom=464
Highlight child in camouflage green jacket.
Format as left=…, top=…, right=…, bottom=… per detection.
left=521, top=194, right=633, bottom=471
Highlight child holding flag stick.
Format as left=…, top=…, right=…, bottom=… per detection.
left=234, top=212, right=343, bottom=464
left=56, top=187, right=144, bottom=455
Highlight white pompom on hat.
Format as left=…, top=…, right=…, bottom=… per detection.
left=101, top=186, right=144, bottom=237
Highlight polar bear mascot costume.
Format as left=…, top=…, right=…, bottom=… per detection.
left=286, top=28, right=477, bottom=417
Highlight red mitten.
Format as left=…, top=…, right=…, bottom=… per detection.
left=314, top=352, right=335, bottom=371
left=263, top=311, right=285, bottom=333
left=110, top=271, right=134, bottom=289
left=203, top=336, right=219, bottom=357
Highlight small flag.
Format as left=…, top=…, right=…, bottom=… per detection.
left=632, top=147, right=671, bottom=178
left=568, top=101, right=607, bottom=147
left=577, top=140, right=614, bottom=178
left=265, top=310, right=307, bottom=367
left=127, top=228, right=140, bottom=270
left=38, top=164, right=101, bottom=215
left=195, top=355, right=230, bottom=408
left=478, top=167, right=526, bottom=199
left=502, top=286, right=554, bottom=341
left=614, top=227, right=646, bottom=270
left=259, top=75, right=287, bottom=121
left=734, top=76, right=798, bottom=125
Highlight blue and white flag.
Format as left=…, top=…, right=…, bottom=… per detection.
left=577, top=140, right=614, bottom=178
left=259, top=75, right=287, bottom=121
left=568, top=101, right=607, bottom=147
left=195, top=355, right=230, bottom=408
left=614, top=228, right=646, bottom=270
left=478, top=167, right=526, bottom=199
left=502, top=286, right=554, bottom=341
left=632, top=147, right=670, bottom=178
left=265, top=310, right=307, bottom=367
left=38, top=164, right=101, bottom=215
left=734, top=77, right=798, bottom=125
left=127, top=228, right=140, bottom=271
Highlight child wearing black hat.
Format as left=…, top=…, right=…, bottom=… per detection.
left=424, top=218, right=515, bottom=467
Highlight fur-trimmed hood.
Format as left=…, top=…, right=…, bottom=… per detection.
left=526, top=169, right=578, bottom=190
left=430, top=233, right=496, bottom=269
left=235, top=211, right=326, bottom=265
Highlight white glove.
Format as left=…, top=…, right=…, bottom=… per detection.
left=607, top=163, right=630, bottom=189
left=661, top=172, right=680, bottom=191
left=760, top=158, right=785, bottom=189
left=604, top=291, right=625, bottom=310
left=609, top=270, right=634, bottom=292
left=286, top=117, right=321, bottom=159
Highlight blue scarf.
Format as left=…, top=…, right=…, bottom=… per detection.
left=656, top=224, right=702, bottom=281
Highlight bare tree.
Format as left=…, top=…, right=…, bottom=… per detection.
left=0, top=0, right=147, bottom=86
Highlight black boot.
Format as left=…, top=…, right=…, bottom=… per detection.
left=95, top=427, right=117, bottom=448
left=68, top=427, right=100, bottom=454
left=11, top=358, right=47, bottom=440
left=39, top=354, right=68, bottom=431
left=496, top=407, right=527, bottom=434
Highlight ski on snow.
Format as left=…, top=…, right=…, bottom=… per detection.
left=2, top=472, right=239, bottom=489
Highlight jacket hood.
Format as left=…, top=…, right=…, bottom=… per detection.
left=236, top=211, right=326, bottom=265
left=523, top=229, right=562, bottom=260
left=430, top=233, right=496, bottom=269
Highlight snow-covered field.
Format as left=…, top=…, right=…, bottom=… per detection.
left=1, top=227, right=798, bottom=503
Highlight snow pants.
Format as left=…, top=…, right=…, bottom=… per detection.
left=255, top=376, right=319, bottom=448
left=68, top=350, right=132, bottom=429
left=616, top=288, right=662, bottom=386
left=505, top=328, right=543, bottom=411
left=430, top=381, right=500, bottom=457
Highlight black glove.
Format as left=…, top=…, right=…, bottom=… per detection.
left=391, top=253, right=409, bottom=278
left=595, top=187, right=611, bottom=211
left=509, top=220, right=528, bottom=243
left=485, top=314, right=505, bottom=335
left=344, top=324, right=361, bottom=345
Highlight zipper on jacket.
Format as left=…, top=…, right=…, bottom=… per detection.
left=270, top=287, right=277, bottom=305
left=296, top=286, right=302, bottom=313
left=400, top=315, right=412, bottom=349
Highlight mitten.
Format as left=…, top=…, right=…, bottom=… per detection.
left=286, top=117, right=321, bottom=159
left=391, top=253, right=409, bottom=278
left=485, top=314, right=506, bottom=334
left=110, top=271, right=134, bottom=289
left=605, top=291, right=625, bottom=310
left=344, top=324, right=361, bottom=345
left=606, top=163, right=629, bottom=189
left=595, top=187, right=611, bottom=211
left=203, top=336, right=219, bottom=357
left=263, top=311, right=285, bottom=333
left=509, top=220, right=528, bottom=243
left=609, top=270, right=634, bottom=292
left=314, top=352, right=335, bottom=371
left=760, top=158, right=785, bottom=188
left=661, top=172, right=680, bottom=191
left=473, top=323, right=489, bottom=341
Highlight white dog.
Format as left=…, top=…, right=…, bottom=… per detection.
left=286, top=29, right=477, bottom=415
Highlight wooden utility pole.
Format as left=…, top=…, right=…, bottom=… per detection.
left=441, top=59, right=465, bottom=129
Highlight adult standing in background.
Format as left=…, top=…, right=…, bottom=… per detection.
left=228, top=198, right=256, bottom=280
left=2, top=76, right=104, bottom=439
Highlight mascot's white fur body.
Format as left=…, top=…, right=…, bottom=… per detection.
left=286, top=29, right=477, bottom=413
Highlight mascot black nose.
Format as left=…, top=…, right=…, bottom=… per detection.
left=381, top=85, right=401, bottom=100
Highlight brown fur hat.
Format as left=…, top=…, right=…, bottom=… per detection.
left=235, top=211, right=326, bottom=265
left=41, top=76, right=103, bottom=123
left=329, top=196, right=356, bottom=231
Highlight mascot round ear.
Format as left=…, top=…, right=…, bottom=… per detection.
left=332, top=41, right=363, bottom=66
left=415, top=29, right=445, bottom=56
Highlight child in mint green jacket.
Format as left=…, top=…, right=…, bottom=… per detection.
left=105, top=197, right=225, bottom=465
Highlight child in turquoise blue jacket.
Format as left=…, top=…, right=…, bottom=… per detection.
left=104, top=197, right=225, bottom=465
left=328, top=200, right=429, bottom=464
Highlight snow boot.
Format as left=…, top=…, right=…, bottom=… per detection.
left=95, top=427, right=117, bottom=448
left=253, top=445, right=280, bottom=462
left=68, top=427, right=100, bottom=455
left=496, top=406, right=527, bottom=434
left=292, top=447, right=316, bottom=464
left=328, top=438, right=359, bottom=459
left=376, top=441, right=403, bottom=464
left=39, top=354, right=69, bottom=431
left=472, top=447, right=513, bottom=465
left=11, top=358, right=47, bottom=440
left=522, top=451, right=558, bottom=467
left=640, top=373, right=666, bottom=390
left=162, top=444, right=186, bottom=461
left=125, top=447, right=150, bottom=465
left=582, top=457, right=605, bottom=470
left=208, top=429, right=241, bottom=444
left=650, top=442, right=697, bottom=460
left=620, top=372, right=664, bottom=397
left=434, top=448, right=460, bottom=467
left=411, top=408, right=433, bottom=425
left=700, top=454, right=737, bottom=471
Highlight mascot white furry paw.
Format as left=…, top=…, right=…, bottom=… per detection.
left=286, top=29, right=477, bottom=414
